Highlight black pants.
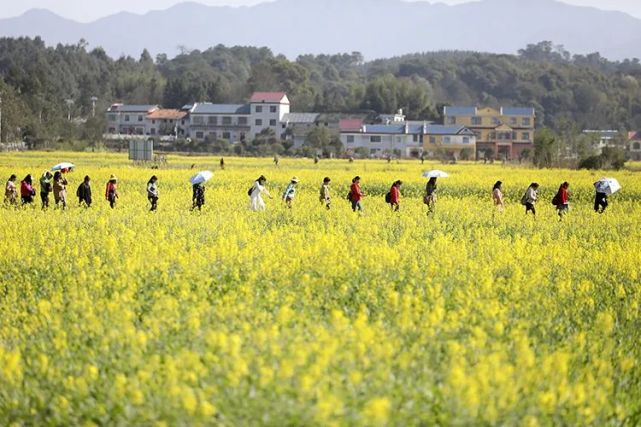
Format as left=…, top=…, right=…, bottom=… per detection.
left=594, top=193, right=608, bottom=212
left=40, top=192, right=49, bottom=208
left=149, top=196, right=158, bottom=211
left=525, top=202, right=536, bottom=215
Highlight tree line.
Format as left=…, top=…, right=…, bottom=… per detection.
left=1, top=38, right=640, bottom=161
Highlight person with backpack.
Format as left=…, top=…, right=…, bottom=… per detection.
left=39, top=171, right=53, bottom=209
left=147, top=175, right=159, bottom=211
left=4, top=174, right=18, bottom=206
left=249, top=175, right=272, bottom=211
left=105, top=175, right=119, bottom=209
left=320, top=177, right=331, bottom=210
left=282, top=177, right=299, bottom=209
left=424, top=177, right=438, bottom=215
left=76, top=176, right=92, bottom=207
left=20, top=174, right=36, bottom=205
left=349, top=176, right=364, bottom=212
left=192, top=183, right=205, bottom=211
left=492, top=181, right=504, bottom=212
left=52, top=171, right=68, bottom=209
left=553, top=182, right=570, bottom=220
left=521, top=183, right=539, bottom=217
left=387, top=180, right=402, bottom=212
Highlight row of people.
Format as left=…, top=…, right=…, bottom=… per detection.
left=4, top=173, right=612, bottom=215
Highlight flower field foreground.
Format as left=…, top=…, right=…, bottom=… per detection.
left=0, top=152, right=640, bottom=425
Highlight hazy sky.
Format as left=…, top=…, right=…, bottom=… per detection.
left=2, top=0, right=641, bottom=21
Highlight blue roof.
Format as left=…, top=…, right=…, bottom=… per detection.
left=191, top=103, right=250, bottom=115
left=443, top=106, right=476, bottom=116
left=362, top=124, right=424, bottom=135
left=501, top=107, right=535, bottom=116
left=426, top=125, right=474, bottom=135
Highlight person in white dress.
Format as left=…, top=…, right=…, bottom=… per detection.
left=249, top=175, right=272, bottom=211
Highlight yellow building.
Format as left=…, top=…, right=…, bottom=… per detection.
left=443, top=106, right=535, bottom=160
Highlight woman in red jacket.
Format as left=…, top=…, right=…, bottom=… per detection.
left=105, top=175, right=119, bottom=209
left=389, top=180, right=402, bottom=212
left=20, top=174, right=36, bottom=205
left=555, top=181, right=570, bottom=220
left=349, top=176, right=364, bottom=212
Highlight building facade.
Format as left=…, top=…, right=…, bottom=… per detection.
left=106, top=104, right=159, bottom=135
left=443, top=106, right=535, bottom=160
left=627, top=131, right=641, bottom=160
left=340, top=122, right=424, bottom=158
left=188, top=104, right=251, bottom=143
left=423, top=125, right=477, bottom=159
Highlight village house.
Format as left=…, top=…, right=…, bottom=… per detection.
left=444, top=106, right=535, bottom=160
left=423, top=125, right=477, bottom=159
left=106, top=104, right=159, bottom=135
left=627, top=131, right=641, bottom=160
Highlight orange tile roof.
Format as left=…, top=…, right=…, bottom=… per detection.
left=147, top=109, right=187, bottom=120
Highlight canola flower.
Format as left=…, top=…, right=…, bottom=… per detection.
left=0, top=151, right=640, bottom=425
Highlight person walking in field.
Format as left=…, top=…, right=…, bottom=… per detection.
left=220, top=158, right=225, bottom=170
left=282, top=177, right=299, bottom=209
left=192, top=183, right=205, bottom=211
left=4, top=174, right=18, bottom=206
left=249, top=175, right=272, bottom=211
left=388, top=180, right=402, bottom=212
left=76, top=176, right=92, bottom=207
left=52, top=171, right=68, bottom=209
left=20, top=175, right=36, bottom=205
left=39, top=171, right=53, bottom=209
left=553, top=182, right=570, bottom=220
left=273, top=156, right=279, bottom=167
left=147, top=175, right=159, bottom=211
left=105, top=175, right=119, bottom=209
left=492, top=181, right=504, bottom=212
left=320, top=177, right=331, bottom=210
left=594, top=186, right=608, bottom=214
left=349, top=176, right=364, bottom=212
left=424, top=177, right=438, bottom=215
left=521, top=182, right=539, bottom=217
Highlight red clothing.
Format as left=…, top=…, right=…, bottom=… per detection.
left=105, top=182, right=117, bottom=199
left=559, top=187, right=569, bottom=204
left=390, top=186, right=400, bottom=204
left=350, top=183, right=363, bottom=202
left=20, top=181, right=34, bottom=198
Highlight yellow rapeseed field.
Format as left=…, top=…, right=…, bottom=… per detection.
left=0, top=152, right=640, bottom=425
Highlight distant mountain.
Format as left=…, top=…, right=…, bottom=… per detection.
left=1, top=0, right=641, bottom=60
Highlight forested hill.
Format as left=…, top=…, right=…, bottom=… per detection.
left=1, top=37, right=641, bottom=143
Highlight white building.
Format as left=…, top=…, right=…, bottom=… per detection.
left=188, top=104, right=251, bottom=143
left=582, top=130, right=620, bottom=154
left=106, top=104, right=159, bottom=135
left=340, top=120, right=425, bottom=158
left=248, top=92, right=290, bottom=140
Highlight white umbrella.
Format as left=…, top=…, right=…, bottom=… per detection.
left=52, top=162, right=75, bottom=171
left=594, top=178, right=621, bottom=195
left=190, top=170, right=214, bottom=185
left=422, top=170, right=450, bottom=178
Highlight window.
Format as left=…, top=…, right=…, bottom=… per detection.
left=238, top=117, right=247, bottom=125
left=471, top=116, right=481, bottom=126
left=255, top=106, right=263, bottom=113
left=270, top=106, right=277, bottom=113
left=413, top=135, right=419, bottom=142
left=196, top=132, right=204, bottom=139
left=347, top=135, right=355, bottom=143
left=370, top=135, right=382, bottom=143
left=124, top=115, right=130, bottom=122
left=222, top=132, right=231, bottom=139
left=489, top=132, right=496, bottom=140
left=270, top=119, right=277, bottom=126
left=240, top=132, right=246, bottom=142
left=222, top=117, right=232, bottom=125
left=152, top=120, right=156, bottom=125
left=444, top=136, right=451, bottom=144
left=522, top=132, right=530, bottom=141
left=208, top=116, right=217, bottom=125
left=109, top=114, right=117, bottom=122
left=150, top=128, right=156, bottom=135
left=193, top=116, right=204, bottom=125
left=463, top=137, right=470, bottom=144
left=510, top=117, right=517, bottom=125
left=255, top=119, right=263, bottom=126
left=138, top=115, right=143, bottom=122
left=447, top=117, right=456, bottom=125
left=633, top=142, right=641, bottom=150
left=492, top=117, right=500, bottom=125
left=429, top=136, right=436, bottom=144
left=522, top=118, right=531, bottom=126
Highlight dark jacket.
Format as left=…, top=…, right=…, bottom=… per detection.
left=77, top=182, right=92, bottom=205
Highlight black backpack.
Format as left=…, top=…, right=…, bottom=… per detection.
left=248, top=186, right=253, bottom=196
left=385, top=192, right=391, bottom=203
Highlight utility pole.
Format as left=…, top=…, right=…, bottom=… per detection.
left=91, top=96, right=98, bottom=118
left=65, top=99, right=74, bottom=121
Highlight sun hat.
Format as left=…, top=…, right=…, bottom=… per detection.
left=109, top=175, right=118, bottom=181
left=291, top=176, right=300, bottom=183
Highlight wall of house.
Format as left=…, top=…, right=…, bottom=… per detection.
left=249, top=103, right=290, bottom=140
